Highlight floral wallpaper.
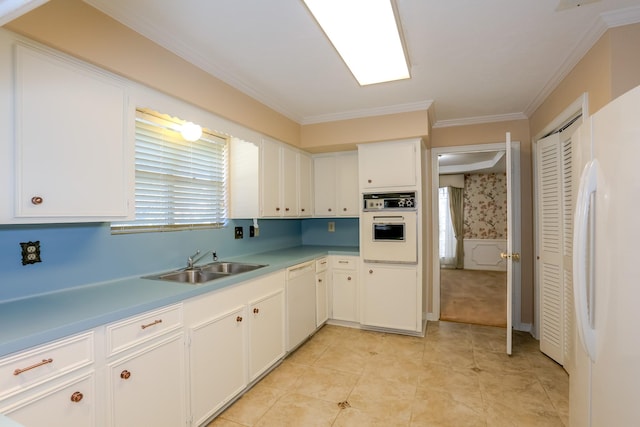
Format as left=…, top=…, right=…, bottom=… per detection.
left=463, top=173, right=507, bottom=239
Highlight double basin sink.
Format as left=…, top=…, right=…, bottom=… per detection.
left=143, top=261, right=267, bottom=285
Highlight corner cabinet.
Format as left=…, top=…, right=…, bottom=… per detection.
left=313, top=152, right=359, bottom=217
left=2, top=39, right=133, bottom=223
left=330, top=256, right=359, bottom=322
left=358, top=139, right=420, bottom=190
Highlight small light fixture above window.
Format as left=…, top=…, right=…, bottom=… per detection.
left=181, top=121, right=203, bottom=142
left=303, top=0, right=410, bottom=86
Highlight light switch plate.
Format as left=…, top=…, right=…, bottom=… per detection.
left=20, top=241, right=41, bottom=265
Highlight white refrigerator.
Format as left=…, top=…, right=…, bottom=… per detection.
left=570, top=84, right=640, bottom=426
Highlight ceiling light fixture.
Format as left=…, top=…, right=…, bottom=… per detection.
left=303, top=0, right=410, bottom=86
left=180, top=121, right=202, bottom=142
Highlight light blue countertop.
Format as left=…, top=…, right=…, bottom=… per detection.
left=0, top=245, right=358, bottom=358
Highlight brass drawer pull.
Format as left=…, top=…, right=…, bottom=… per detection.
left=31, top=196, right=43, bottom=205
left=13, top=358, right=53, bottom=376
left=236, top=316, right=243, bottom=322
left=70, top=391, right=84, bottom=403
left=120, top=370, right=131, bottom=380
left=140, top=319, right=162, bottom=330
left=253, top=308, right=259, bottom=314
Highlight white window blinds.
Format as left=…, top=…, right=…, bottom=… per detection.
left=112, top=109, right=228, bottom=233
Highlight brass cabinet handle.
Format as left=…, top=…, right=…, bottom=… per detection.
left=276, top=207, right=280, bottom=211
left=120, top=370, right=131, bottom=380
left=500, top=252, right=521, bottom=262
left=369, top=269, right=373, bottom=274
left=347, top=276, right=352, bottom=281
left=328, top=208, right=332, bottom=212
left=13, top=358, right=53, bottom=376
left=31, top=196, right=43, bottom=205
left=285, top=207, right=290, bottom=211
left=318, top=279, right=323, bottom=283
left=236, top=316, right=243, bottom=322
left=70, top=391, right=84, bottom=403
left=367, top=179, right=372, bottom=183
left=140, top=319, right=162, bottom=330
left=253, top=308, right=259, bottom=314
left=301, top=208, right=305, bottom=212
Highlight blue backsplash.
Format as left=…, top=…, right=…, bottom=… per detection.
left=0, top=218, right=359, bottom=302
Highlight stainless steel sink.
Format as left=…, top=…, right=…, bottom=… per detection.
left=143, top=262, right=267, bottom=285
left=199, top=262, right=267, bottom=275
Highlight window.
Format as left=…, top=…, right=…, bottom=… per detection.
left=111, top=108, right=228, bottom=233
left=438, top=187, right=456, bottom=267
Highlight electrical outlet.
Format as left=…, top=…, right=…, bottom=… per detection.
left=234, top=226, right=244, bottom=239
left=328, top=221, right=335, bottom=232
left=249, top=225, right=255, bottom=237
left=20, top=241, right=41, bottom=265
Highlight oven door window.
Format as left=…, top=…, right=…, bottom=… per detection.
left=372, top=223, right=405, bottom=241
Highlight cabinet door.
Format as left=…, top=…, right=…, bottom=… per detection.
left=189, top=306, right=246, bottom=426
left=361, top=264, right=419, bottom=332
left=108, top=334, right=186, bottom=427
left=336, top=152, right=359, bottom=216
left=316, top=270, right=329, bottom=326
left=14, top=44, right=131, bottom=220
left=281, top=146, right=298, bottom=216
left=261, top=139, right=281, bottom=217
left=313, top=156, right=336, bottom=216
left=298, top=153, right=313, bottom=217
left=249, top=290, right=285, bottom=381
left=359, top=141, right=417, bottom=189
left=332, top=271, right=358, bottom=322
left=1, top=374, right=95, bottom=427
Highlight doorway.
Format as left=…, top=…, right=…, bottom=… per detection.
left=431, top=142, right=522, bottom=336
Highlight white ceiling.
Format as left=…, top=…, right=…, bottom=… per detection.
left=84, top=0, right=640, bottom=127
left=439, top=151, right=506, bottom=174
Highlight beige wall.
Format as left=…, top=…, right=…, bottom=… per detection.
left=300, top=109, right=431, bottom=153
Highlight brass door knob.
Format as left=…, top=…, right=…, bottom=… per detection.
left=70, top=391, right=84, bottom=403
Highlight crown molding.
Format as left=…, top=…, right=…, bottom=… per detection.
left=432, top=112, right=528, bottom=129
left=84, top=0, right=304, bottom=122
left=524, top=5, right=640, bottom=117
left=300, top=100, right=433, bottom=125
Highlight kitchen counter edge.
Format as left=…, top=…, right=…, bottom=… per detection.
left=0, top=245, right=358, bottom=358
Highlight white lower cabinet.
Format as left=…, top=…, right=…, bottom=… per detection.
left=249, top=289, right=285, bottom=381
left=0, top=332, right=95, bottom=427
left=361, top=263, right=420, bottom=332
left=330, top=256, right=359, bottom=322
left=315, top=257, right=329, bottom=326
left=189, top=305, right=247, bottom=426
left=185, top=271, right=285, bottom=426
left=106, top=333, right=186, bottom=427
left=104, top=304, right=186, bottom=427
left=1, top=373, right=95, bottom=427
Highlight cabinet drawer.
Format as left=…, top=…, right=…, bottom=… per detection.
left=106, top=304, right=183, bottom=357
left=315, top=257, right=328, bottom=273
left=0, top=332, right=93, bottom=399
left=332, top=257, right=357, bottom=270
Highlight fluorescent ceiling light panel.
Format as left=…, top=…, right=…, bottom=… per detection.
left=304, top=0, right=410, bottom=86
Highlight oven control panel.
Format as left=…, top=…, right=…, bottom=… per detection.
left=363, top=192, right=417, bottom=210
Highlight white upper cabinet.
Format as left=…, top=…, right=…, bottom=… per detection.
left=1, top=38, right=133, bottom=223
left=313, top=151, right=359, bottom=217
left=298, top=152, right=313, bottom=217
left=261, top=137, right=312, bottom=218
left=358, top=139, right=420, bottom=190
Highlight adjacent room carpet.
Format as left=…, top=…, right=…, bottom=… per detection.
left=440, top=268, right=507, bottom=327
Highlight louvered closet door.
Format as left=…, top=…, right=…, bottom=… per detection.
left=537, top=133, right=565, bottom=364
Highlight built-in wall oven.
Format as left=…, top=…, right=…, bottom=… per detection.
left=361, top=192, right=417, bottom=264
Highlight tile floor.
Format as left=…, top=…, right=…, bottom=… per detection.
left=208, top=322, right=569, bottom=427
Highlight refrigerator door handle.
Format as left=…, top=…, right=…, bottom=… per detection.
left=573, top=159, right=598, bottom=362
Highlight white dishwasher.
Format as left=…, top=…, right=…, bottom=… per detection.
left=286, top=261, right=316, bottom=352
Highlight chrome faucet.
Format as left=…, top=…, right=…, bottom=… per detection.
left=186, top=249, right=218, bottom=269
